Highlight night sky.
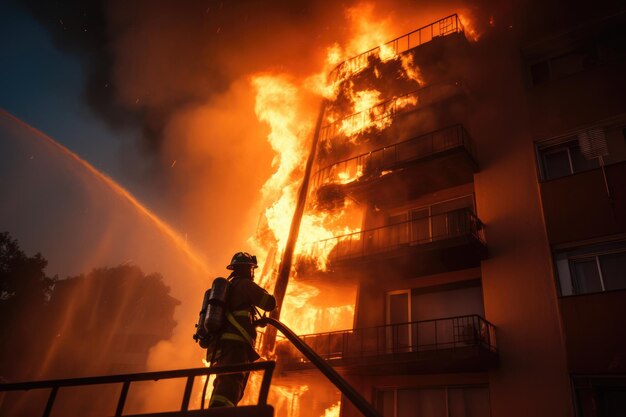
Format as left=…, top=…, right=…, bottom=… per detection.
left=0, top=0, right=437, bottom=278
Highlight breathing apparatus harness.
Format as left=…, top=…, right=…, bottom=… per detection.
left=193, top=273, right=267, bottom=409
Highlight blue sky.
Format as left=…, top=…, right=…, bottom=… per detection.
left=0, top=2, right=134, bottom=184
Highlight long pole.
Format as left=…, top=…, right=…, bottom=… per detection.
left=263, top=100, right=326, bottom=355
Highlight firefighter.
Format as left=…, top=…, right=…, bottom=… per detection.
left=209, top=251, right=276, bottom=408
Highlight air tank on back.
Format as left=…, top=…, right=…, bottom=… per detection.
left=204, top=277, right=229, bottom=333
left=193, top=289, right=212, bottom=348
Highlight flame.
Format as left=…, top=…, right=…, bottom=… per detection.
left=344, top=3, right=394, bottom=62
left=458, top=11, right=482, bottom=42
left=242, top=6, right=487, bottom=416
left=322, top=401, right=341, bottom=417
left=400, top=53, right=425, bottom=85
left=337, top=165, right=363, bottom=184
left=327, top=88, right=420, bottom=142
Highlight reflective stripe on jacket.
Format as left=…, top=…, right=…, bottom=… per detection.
left=220, top=277, right=276, bottom=348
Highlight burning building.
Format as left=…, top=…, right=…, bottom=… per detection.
left=266, top=6, right=626, bottom=417
left=1, top=1, right=626, bottom=416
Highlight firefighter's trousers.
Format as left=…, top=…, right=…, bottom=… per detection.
left=209, top=340, right=252, bottom=407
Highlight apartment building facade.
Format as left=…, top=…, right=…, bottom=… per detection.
left=279, top=4, right=626, bottom=417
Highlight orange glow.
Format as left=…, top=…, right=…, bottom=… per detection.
left=323, top=401, right=341, bottom=417
left=344, top=3, right=394, bottom=62
left=400, top=53, right=425, bottom=85
left=458, top=11, right=482, bottom=42
left=337, top=166, right=363, bottom=184
left=244, top=6, right=478, bottom=416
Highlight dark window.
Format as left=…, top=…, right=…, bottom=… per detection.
left=600, top=251, right=626, bottom=291
left=574, top=376, right=626, bottom=417
left=376, top=386, right=490, bottom=417
left=530, top=60, right=550, bottom=85
left=555, top=240, right=626, bottom=296
left=571, top=259, right=603, bottom=294
left=538, top=138, right=600, bottom=180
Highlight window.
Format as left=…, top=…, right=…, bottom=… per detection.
left=555, top=240, right=626, bottom=296
left=573, top=376, right=626, bottom=417
left=376, top=386, right=490, bottom=417
left=386, top=290, right=412, bottom=353
left=385, top=195, right=476, bottom=245
left=537, top=123, right=626, bottom=180
left=527, top=20, right=626, bottom=86
left=537, top=138, right=600, bottom=180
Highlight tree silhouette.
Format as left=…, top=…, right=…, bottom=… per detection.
left=43, top=264, right=180, bottom=378
left=0, top=231, right=57, bottom=380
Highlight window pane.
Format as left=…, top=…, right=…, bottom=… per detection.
left=449, top=388, right=491, bottom=417
left=599, top=387, right=626, bottom=417
left=449, top=389, right=467, bottom=417
left=376, top=390, right=395, bottom=417
left=530, top=60, right=550, bottom=85
left=543, top=149, right=572, bottom=179
left=388, top=293, right=410, bottom=352
left=411, top=209, right=430, bottom=243
left=600, top=252, right=626, bottom=291
left=570, top=144, right=600, bottom=173
left=464, top=388, right=491, bottom=417
left=398, top=389, right=446, bottom=417
left=571, top=259, right=602, bottom=294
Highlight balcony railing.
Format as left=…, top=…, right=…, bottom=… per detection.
left=330, top=14, right=464, bottom=81
left=0, top=362, right=275, bottom=417
left=320, top=81, right=463, bottom=144
left=302, top=208, right=484, bottom=265
left=280, top=315, right=496, bottom=368
left=313, top=125, right=475, bottom=189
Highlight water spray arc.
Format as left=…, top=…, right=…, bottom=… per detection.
left=0, top=108, right=210, bottom=276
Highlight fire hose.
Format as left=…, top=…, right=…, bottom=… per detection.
left=256, top=316, right=383, bottom=417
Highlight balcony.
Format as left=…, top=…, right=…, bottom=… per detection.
left=314, top=125, right=477, bottom=206
left=298, top=209, right=486, bottom=277
left=278, top=315, right=498, bottom=374
left=319, top=82, right=466, bottom=149
left=330, top=14, right=465, bottom=82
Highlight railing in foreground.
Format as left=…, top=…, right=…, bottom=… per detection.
left=313, top=125, right=475, bottom=189
left=330, top=14, right=464, bottom=81
left=281, top=315, right=496, bottom=367
left=304, top=208, right=485, bottom=264
left=0, top=362, right=275, bottom=417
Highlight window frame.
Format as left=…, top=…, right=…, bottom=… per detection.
left=536, top=137, right=598, bottom=181
left=386, top=289, right=412, bottom=352
left=554, top=239, right=626, bottom=297
left=374, top=384, right=491, bottom=417
left=386, top=195, right=476, bottom=244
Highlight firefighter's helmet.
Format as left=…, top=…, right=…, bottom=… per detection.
left=226, top=252, right=258, bottom=270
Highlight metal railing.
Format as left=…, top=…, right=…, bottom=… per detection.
left=319, top=81, right=464, bottom=144
left=280, top=315, right=496, bottom=367
left=302, top=208, right=485, bottom=264
left=313, top=125, right=475, bottom=189
left=0, top=362, right=275, bottom=417
left=330, top=14, right=464, bottom=81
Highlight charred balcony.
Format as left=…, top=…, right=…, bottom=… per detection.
left=318, top=82, right=468, bottom=158
left=314, top=125, right=477, bottom=207
left=330, top=14, right=466, bottom=82
left=278, top=315, right=498, bottom=375
left=297, top=208, right=487, bottom=278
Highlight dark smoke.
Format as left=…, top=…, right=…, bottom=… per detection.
left=16, top=0, right=361, bottom=153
